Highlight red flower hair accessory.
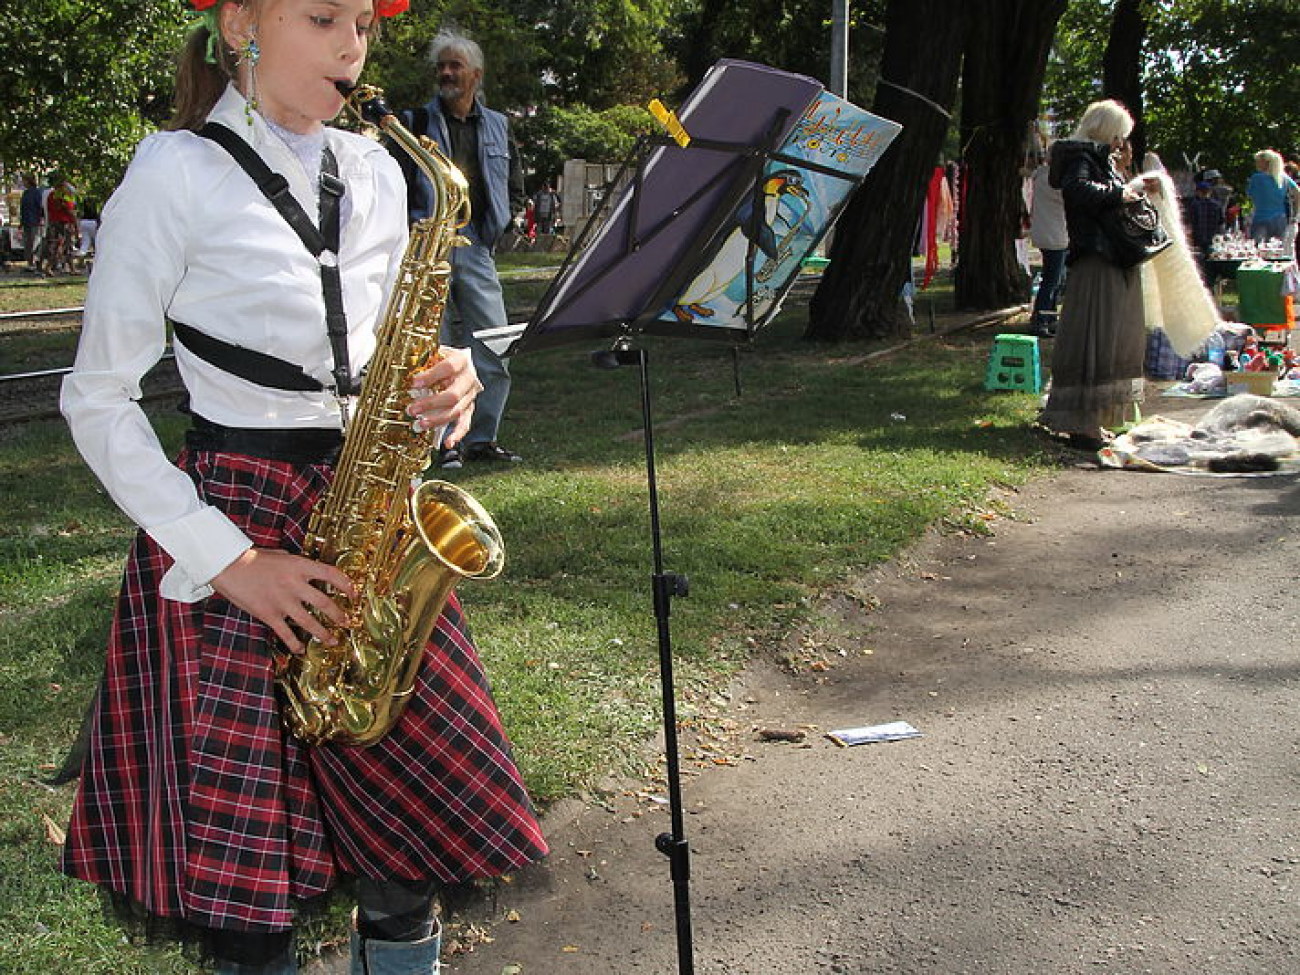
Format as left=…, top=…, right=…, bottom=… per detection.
left=187, top=0, right=405, bottom=12
left=186, top=0, right=404, bottom=64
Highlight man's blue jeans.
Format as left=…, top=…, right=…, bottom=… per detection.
left=1251, top=214, right=1287, bottom=244
left=444, top=238, right=511, bottom=446
left=1033, top=247, right=1068, bottom=325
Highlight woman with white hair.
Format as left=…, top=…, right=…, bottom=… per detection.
left=1037, top=98, right=1153, bottom=451
left=1246, top=149, right=1296, bottom=244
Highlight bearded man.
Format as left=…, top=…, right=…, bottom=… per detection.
left=398, top=28, right=527, bottom=467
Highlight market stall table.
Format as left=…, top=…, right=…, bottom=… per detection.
left=1235, top=259, right=1296, bottom=338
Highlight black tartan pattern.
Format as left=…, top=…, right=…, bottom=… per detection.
left=62, top=450, right=546, bottom=932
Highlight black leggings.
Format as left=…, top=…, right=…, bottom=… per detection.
left=205, top=928, right=293, bottom=969
left=207, top=877, right=441, bottom=967
left=355, top=876, right=441, bottom=942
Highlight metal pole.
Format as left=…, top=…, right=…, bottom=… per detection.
left=821, top=0, right=851, bottom=258
left=830, top=0, right=850, bottom=97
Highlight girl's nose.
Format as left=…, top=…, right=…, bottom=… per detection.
left=339, top=33, right=364, bottom=61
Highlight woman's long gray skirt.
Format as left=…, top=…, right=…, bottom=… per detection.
left=1039, top=252, right=1146, bottom=439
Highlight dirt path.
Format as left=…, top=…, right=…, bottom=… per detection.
left=430, top=392, right=1299, bottom=975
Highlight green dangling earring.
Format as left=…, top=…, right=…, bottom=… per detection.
left=238, top=34, right=260, bottom=123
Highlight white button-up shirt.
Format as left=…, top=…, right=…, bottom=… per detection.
left=61, top=86, right=409, bottom=602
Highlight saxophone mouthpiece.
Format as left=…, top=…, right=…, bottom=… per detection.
left=336, top=82, right=394, bottom=128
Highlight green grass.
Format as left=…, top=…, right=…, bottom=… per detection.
left=0, top=264, right=1055, bottom=970
left=0, top=327, right=81, bottom=374
left=0, top=274, right=88, bottom=315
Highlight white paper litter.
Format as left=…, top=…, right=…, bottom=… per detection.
left=827, top=721, right=922, bottom=747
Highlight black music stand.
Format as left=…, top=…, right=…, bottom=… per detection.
left=507, top=59, right=901, bottom=975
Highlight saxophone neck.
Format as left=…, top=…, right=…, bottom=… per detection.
left=337, top=82, right=470, bottom=229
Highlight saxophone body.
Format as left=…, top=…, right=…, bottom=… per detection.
left=275, top=84, right=504, bottom=747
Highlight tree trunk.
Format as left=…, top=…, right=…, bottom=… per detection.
left=954, top=0, right=1067, bottom=310
left=806, top=0, right=967, bottom=342
left=1103, top=0, right=1148, bottom=163
left=677, top=0, right=731, bottom=93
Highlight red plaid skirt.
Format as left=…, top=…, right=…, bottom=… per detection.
left=61, top=450, right=547, bottom=932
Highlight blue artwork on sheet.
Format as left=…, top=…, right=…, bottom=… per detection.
left=658, top=91, right=901, bottom=332
left=510, top=60, right=905, bottom=356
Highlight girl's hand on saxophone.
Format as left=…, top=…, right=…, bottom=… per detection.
left=212, top=548, right=357, bottom=655
left=408, top=345, right=483, bottom=445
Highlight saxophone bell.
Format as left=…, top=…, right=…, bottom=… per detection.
left=275, top=83, right=502, bottom=747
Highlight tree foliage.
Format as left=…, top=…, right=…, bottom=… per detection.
left=673, top=0, right=887, bottom=107
left=368, top=0, right=683, bottom=113
left=515, top=104, right=655, bottom=186
left=1142, top=0, right=1300, bottom=185
left=8, top=0, right=1300, bottom=327
left=521, top=0, right=686, bottom=109
left=2, top=0, right=681, bottom=200
left=0, top=0, right=188, bottom=200
left=1047, top=0, right=1300, bottom=188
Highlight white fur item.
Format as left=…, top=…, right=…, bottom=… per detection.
left=1135, top=169, right=1222, bottom=356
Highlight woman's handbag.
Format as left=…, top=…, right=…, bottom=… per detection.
left=1100, top=195, right=1172, bottom=269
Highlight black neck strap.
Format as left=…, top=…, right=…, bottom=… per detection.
left=198, top=122, right=358, bottom=396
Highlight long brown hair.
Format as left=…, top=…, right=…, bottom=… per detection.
left=167, top=4, right=246, bottom=132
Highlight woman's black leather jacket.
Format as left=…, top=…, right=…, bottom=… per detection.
left=1049, top=139, right=1126, bottom=265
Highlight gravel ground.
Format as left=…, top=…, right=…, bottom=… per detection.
left=376, top=390, right=1300, bottom=975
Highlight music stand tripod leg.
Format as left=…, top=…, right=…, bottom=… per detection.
left=597, top=341, right=696, bottom=975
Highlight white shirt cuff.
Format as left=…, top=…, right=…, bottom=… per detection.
left=148, top=506, right=252, bottom=604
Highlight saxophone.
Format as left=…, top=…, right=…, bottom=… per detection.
left=275, top=83, right=505, bottom=747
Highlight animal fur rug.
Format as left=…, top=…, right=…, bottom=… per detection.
left=1100, top=394, right=1300, bottom=475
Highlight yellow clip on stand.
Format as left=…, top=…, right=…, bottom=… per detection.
left=648, top=98, right=691, bottom=148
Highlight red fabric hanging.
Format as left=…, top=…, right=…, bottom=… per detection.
left=923, top=166, right=944, bottom=289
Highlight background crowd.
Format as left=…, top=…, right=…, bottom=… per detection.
left=10, top=171, right=99, bottom=276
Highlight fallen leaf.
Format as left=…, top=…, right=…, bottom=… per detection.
left=756, top=728, right=806, bottom=743
left=43, top=814, right=66, bottom=846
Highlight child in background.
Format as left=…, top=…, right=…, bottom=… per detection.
left=58, top=2, right=546, bottom=972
